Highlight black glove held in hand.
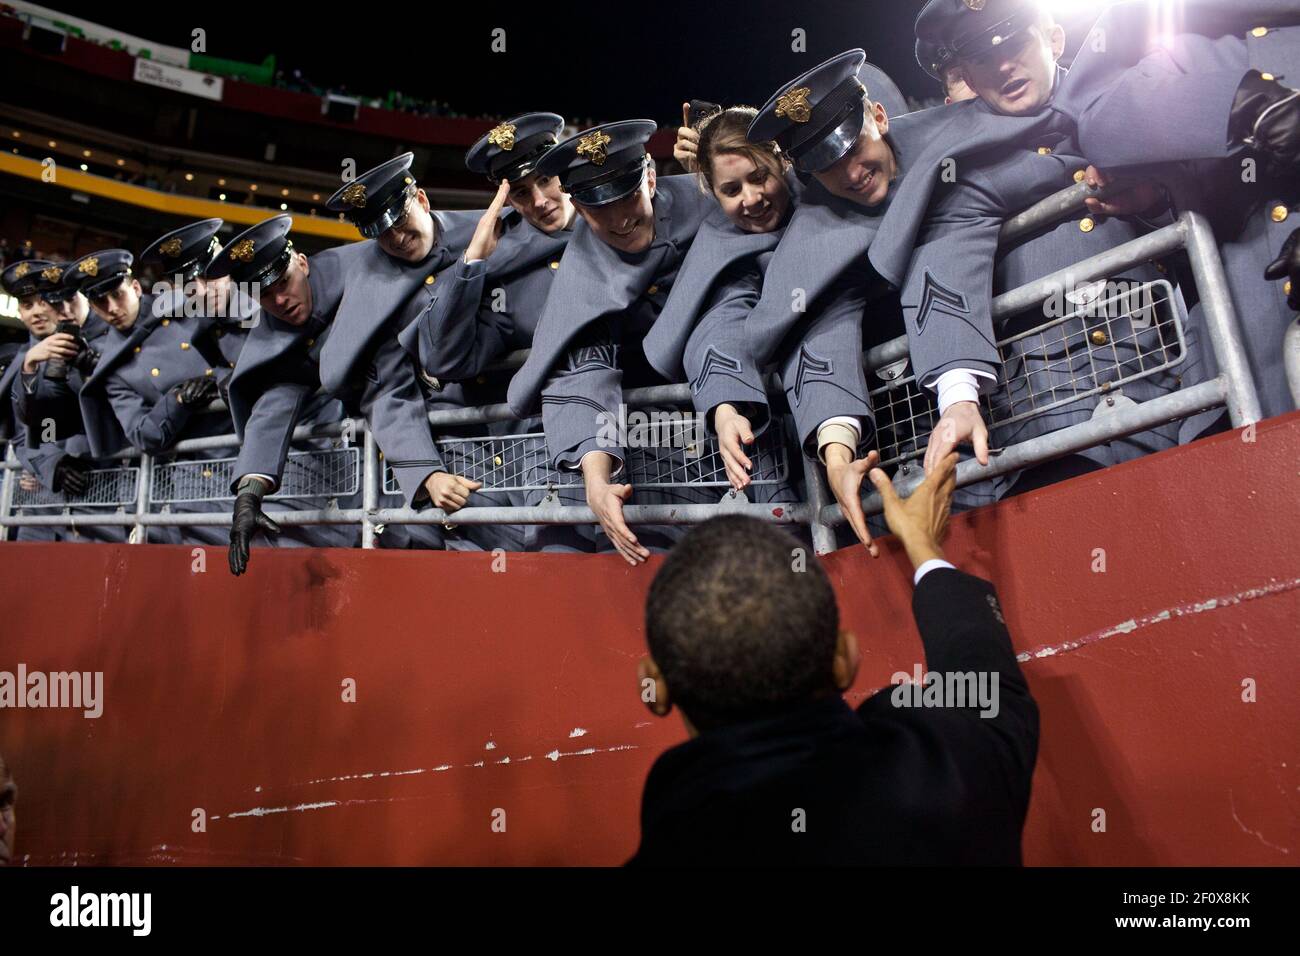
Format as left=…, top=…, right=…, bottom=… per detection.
left=1264, top=227, right=1299, bottom=312
left=1230, top=71, right=1300, bottom=167
left=53, top=454, right=92, bottom=496
left=176, top=375, right=220, bottom=407
left=228, top=488, right=281, bottom=576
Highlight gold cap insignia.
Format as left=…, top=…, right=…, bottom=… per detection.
left=963, top=0, right=987, bottom=10
left=577, top=130, right=613, bottom=166
left=13, top=262, right=29, bottom=278
left=340, top=182, right=367, bottom=208
left=488, top=122, right=517, bottom=151
left=41, top=266, right=61, bottom=283
left=775, top=86, right=813, bottom=123
left=160, top=237, right=184, bottom=257
left=78, top=257, right=99, bottom=277
left=230, top=239, right=256, bottom=263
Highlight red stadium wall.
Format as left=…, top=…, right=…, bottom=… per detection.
left=2, top=415, right=1297, bottom=866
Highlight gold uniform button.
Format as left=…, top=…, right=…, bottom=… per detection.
left=1090, top=330, right=1108, bottom=346
left=1271, top=204, right=1289, bottom=223
left=204, top=368, right=214, bottom=376
left=647, top=285, right=659, bottom=295
left=1251, top=26, right=1269, bottom=37
left=180, top=341, right=190, bottom=350
left=1155, top=262, right=1167, bottom=274
left=1037, top=146, right=1052, bottom=155
left=549, top=261, right=560, bottom=270
left=133, top=346, right=141, bottom=353
left=1286, top=280, right=1293, bottom=296
left=1073, top=169, right=1086, bottom=183
left=1261, top=72, right=1275, bottom=81
left=424, top=274, right=435, bottom=285
left=492, top=455, right=503, bottom=467
left=306, top=337, right=315, bottom=347
left=161, top=318, right=170, bottom=326
left=228, top=361, right=235, bottom=368
left=150, top=368, right=159, bottom=376
left=1079, top=217, right=1096, bottom=233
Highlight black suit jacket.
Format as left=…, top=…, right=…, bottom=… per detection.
left=628, top=569, right=1039, bottom=866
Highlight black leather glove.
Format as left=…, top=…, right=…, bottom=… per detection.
left=229, top=485, right=281, bottom=576
left=1265, top=227, right=1300, bottom=312
left=73, top=345, right=100, bottom=379
left=175, top=375, right=220, bottom=407
left=1230, top=71, right=1300, bottom=166
left=52, top=454, right=92, bottom=496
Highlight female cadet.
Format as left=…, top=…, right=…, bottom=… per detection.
left=643, top=106, right=799, bottom=494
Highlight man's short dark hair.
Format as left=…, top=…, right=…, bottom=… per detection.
left=645, top=515, right=840, bottom=733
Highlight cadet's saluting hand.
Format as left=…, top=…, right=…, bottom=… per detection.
left=674, top=103, right=700, bottom=174
left=464, top=180, right=511, bottom=264
left=424, top=471, right=482, bottom=513
left=713, top=403, right=754, bottom=491
left=825, top=445, right=880, bottom=557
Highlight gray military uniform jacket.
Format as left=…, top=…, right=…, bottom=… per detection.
left=319, top=209, right=481, bottom=507
left=641, top=173, right=806, bottom=437
left=506, top=174, right=717, bottom=472
left=227, top=240, right=379, bottom=489
left=78, top=293, right=249, bottom=459
left=398, top=207, right=570, bottom=380
left=1067, top=3, right=1300, bottom=419
left=10, top=314, right=120, bottom=491
left=742, top=108, right=971, bottom=459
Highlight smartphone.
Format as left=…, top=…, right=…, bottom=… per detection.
left=688, top=99, right=721, bottom=127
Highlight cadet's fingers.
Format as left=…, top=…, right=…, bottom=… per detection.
left=842, top=484, right=877, bottom=557
left=228, top=536, right=247, bottom=576
left=722, top=456, right=749, bottom=490
left=488, top=178, right=511, bottom=212
left=973, top=421, right=990, bottom=466
left=682, top=102, right=691, bottom=127
left=255, top=512, right=282, bottom=535
left=455, top=477, right=484, bottom=493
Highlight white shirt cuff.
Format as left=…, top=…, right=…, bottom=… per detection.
left=933, top=368, right=995, bottom=417
left=913, top=558, right=956, bottom=586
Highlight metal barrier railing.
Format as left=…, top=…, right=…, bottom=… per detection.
left=0, top=187, right=1265, bottom=554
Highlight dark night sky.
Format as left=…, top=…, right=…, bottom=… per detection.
left=46, top=1, right=1101, bottom=125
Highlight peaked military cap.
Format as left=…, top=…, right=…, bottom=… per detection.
left=466, top=112, right=566, bottom=184
left=140, top=218, right=225, bottom=283
left=326, top=152, right=417, bottom=239
left=63, top=249, right=134, bottom=299
left=2, top=259, right=60, bottom=299
left=749, top=49, right=890, bottom=173
left=915, top=0, right=1045, bottom=80
left=206, top=214, right=295, bottom=287
left=534, top=119, right=657, bottom=207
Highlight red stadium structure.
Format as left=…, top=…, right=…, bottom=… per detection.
left=2, top=413, right=1296, bottom=866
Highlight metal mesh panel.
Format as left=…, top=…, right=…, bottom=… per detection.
left=382, top=423, right=790, bottom=494
left=871, top=279, right=1185, bottom=467
left=10, top=464, right=140, bottom=510
left=150, top=447, right=359, bottom=504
